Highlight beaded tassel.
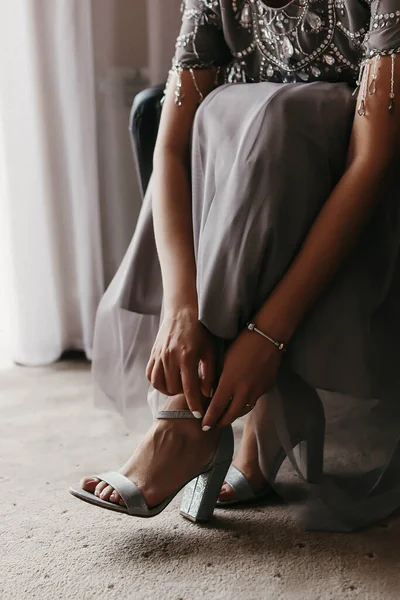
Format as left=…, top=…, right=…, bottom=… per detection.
left=174, top=66, right=185, bottom=106
left=189, top=68, right=204, bottom=105
left=389, top=53, right=396, bottom=113
left=368, top=55, right=380, bottom=95
left=352, top=61, right=365, bottom=98
left=161, top=65, right=185, bottom=107
left=161, top=69, right=173, bottom=106
left=164, top=64, right=218, bottom=107
left=357, top=60, right=369, bottom=116
left=356, top=53, right=397, bottom=117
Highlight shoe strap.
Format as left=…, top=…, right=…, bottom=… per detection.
left=225, top=465, right=255, bottom=500
left=157, top=409, right=197, bottom=420
left=97, top=471, right=149, bottom=515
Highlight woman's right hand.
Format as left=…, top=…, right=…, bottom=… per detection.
left=146, top=306, right=216, bottom=417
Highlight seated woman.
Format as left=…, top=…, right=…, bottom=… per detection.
left=70, top=0, right=400, bottom=531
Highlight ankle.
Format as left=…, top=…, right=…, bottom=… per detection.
left=236, top=457, right=264, bottom=475
left=156, top=396, right=208, bottom=438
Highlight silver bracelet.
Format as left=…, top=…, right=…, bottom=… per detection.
left=246, top=322, right=287, bottom=352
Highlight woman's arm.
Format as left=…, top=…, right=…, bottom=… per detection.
left=146, top=70, right=219, bottom=416
left=145, top=0, right=232, bottom=418
left=152, top=70, right=216, bottom=313
left=254, top=55, right=400, bottom=344
left=203, top=55, right=400, bottom=429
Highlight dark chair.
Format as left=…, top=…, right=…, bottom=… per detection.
left=129, top=85, right=165, bottom=197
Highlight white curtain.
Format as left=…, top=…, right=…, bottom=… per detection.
left=0, top=0, right=103, bottom=365
left=0, top=0, right=181, bottom=367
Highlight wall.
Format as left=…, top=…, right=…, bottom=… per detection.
left=90, top=0, right=183, bottom=281
left=147, top=0, right=182, bottom=84
left=91, top=0, right=150, bottom=283
left=92, top=0, right=148, bottom=70
left=116, top=0, right=148, bottom=68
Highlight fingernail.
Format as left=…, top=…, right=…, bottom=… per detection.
left=202, top=425, right=211, bottom=432
left=192, top=411, right=203, bottom=419
left=209, top=388, right=214, bottom=398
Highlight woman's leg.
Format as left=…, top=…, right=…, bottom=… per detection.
left=218, top=382, right=314, bottom=502
left=218, top=389, right=295, bottom=503
left=218, top=413, right=270, bottom=502
left=81, top=393, right=220, bottom=507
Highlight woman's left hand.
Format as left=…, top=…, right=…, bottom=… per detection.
left=202, top=328, right=284, bottom=429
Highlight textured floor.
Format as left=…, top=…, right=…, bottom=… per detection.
left=1, top=360, right=399, bottom=600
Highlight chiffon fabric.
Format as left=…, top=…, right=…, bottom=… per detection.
left=92, top=1, right=400, bottom=532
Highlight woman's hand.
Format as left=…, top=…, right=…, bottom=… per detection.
left=202, top=329, right=283, bottom=429
left=146, top=306, right=216, bottom=417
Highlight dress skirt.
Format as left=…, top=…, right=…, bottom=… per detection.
left=92, top=81, right=400, bottom=532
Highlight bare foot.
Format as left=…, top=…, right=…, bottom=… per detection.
left=218, top=413, right=270, bottom=503
left=80, top=394, right=220, bottom=508
left=218, top=391, right=310, bottom=503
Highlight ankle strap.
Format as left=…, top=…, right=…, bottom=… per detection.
left=157, top=410, right=197, bottom=420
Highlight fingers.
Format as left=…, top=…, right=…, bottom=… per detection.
left=217, top=391, right=252, bottom=428
left=147, top=334, right=216, bottom=413
left=147, top=347, right=181, bottom=396
left=202, top=378, right=258, bottom=429
left=202, top=378, right=232, bottom=430
left=200, top=348, right=215, bottom=397
left=147, top=349, right=184, bottom=396
left=180, top=354, right=204, bottom=418
left=148, top=358, right=169, bottom=395
left=163, top=361, right=183, bottom=396
left=162, top=353, right=183, bottom=396
left=145, top=356, right=156, bottom=382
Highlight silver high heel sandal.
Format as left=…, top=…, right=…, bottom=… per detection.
left=216, top=394, right=325, bottom=508
left=69, top=409, right=234, bottom=522
left=216, top=465, right=272, bottom=507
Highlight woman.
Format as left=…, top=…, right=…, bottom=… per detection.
left=70, top=0, right=400, bottom=531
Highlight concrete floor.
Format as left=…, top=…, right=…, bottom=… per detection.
left=1, top=360, right=399, bottom=600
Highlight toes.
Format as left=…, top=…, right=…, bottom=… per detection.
left=108, top=490, right=126, bottom=507
left=83, top=478, right=125, bottom=505
left=105, top=489, right=126, bottom=507
left=94, top=481, right=108, bottom=497
left=99, top=485, right=114, bottom=501
left=218, top=483, right=235, bottom=502
left=80, top=477, right=100, bottom=492
left=219, top=482, right=230, bottom=496
left=110, top=490, right=122, bottom=504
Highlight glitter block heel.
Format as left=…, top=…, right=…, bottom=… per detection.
left=180, top=425, right=234, bottom=523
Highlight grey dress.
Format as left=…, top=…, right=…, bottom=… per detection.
left=92, top=0, right=400, bottom=532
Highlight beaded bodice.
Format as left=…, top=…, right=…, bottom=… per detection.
left=173, top=1, right=400, bottom=86
left=228, top=0, right=368, bottom=84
